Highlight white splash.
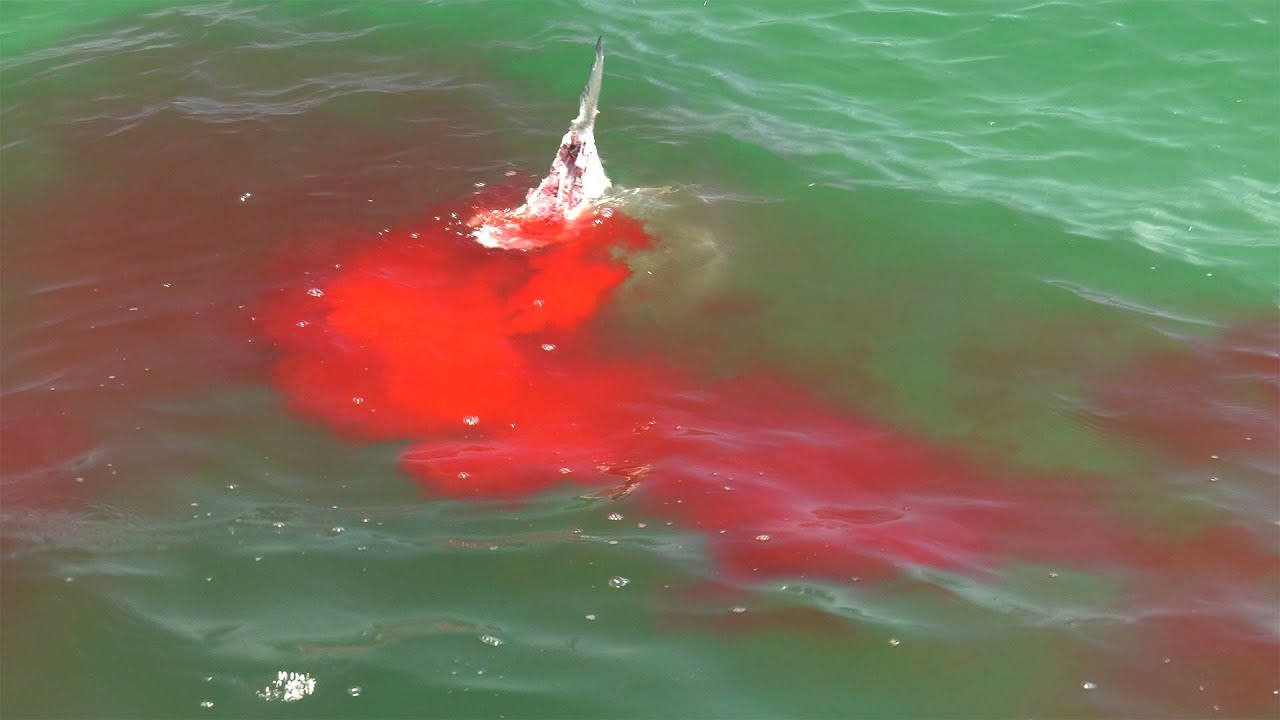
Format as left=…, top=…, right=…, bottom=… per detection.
left=256, top=671, right=317, bottom=703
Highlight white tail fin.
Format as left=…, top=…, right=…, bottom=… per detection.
left=571, top=37, right=604, bottom=133
left=518, top=36, right=611, bottom=219
left=470, top=38, right=613, bottom=249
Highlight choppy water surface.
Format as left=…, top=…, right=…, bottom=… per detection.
left=2, top=2, right=1277, bottom=718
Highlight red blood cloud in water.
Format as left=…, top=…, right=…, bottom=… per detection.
left=259, top=205, right=1279, bottom=587
left=260, top=205, right=1277, bottom=715
left=261, top=209, right=656, bottom=441
left=261, top=206, right=1144, bottom=583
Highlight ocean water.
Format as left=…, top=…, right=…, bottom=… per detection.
left=1, top=1, right=1277, bottom=718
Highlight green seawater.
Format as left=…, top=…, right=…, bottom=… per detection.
left=2, top=2, right=1277, bottom=718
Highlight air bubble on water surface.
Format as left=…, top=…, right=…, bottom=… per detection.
left=479, top=635, right=503, bottom=647
left=888, top=638, right=901, bottom=647
left=607, top=576, right=630, bottom=589
left=348, top=687, right=362, bottom=697
left=328, top=527, right=345, bottom=535
left=463, top=415, right=480, bottom=426
left=559, top=467, right=572, bottom=474
left=351, top=397, right=364, bottom=405
left=755, top=534, right=771, bottom=542
left=607, top=512, right=623, bottom=521
left=730, top=607, right=747, bottom=614
left=306, top=288, right=324, bottom=297
left=1081, top=681, right=1097, bottom=690
left=600, top=207, right=614, bottom=218
left=585, top=614, right=597, bottom=620
left=457, top=472, right=470, bottom=480
left=295, top=320, right=308, bottom=328
left=542, top=343, right=557, bottom=351
left=200, top=700, right=214, bottom=708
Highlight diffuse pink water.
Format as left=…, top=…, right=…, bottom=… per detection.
left=0, top=92, right=491, bottom=506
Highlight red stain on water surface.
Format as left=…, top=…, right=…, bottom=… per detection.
left=260, top=207, right=1171, bottom=583
left=0, top=62, right=1270, bottom=712
left=259, top=202, right=1279, bottom=714
left=1092, top=321, right=1280, bottom=466
left=0, top=396, right=97, bottom=510
left=261, top=208, right=658, bottom=441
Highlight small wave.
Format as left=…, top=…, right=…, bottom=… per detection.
left=1041, top=278, right=1219, bottom=326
